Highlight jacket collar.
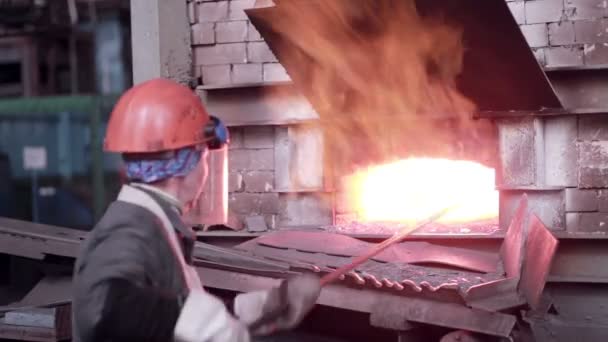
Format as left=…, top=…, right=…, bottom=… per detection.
left=130, top=183, right=182, bottom=214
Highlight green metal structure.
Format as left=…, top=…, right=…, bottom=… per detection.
left=0, top=95, right=119, bottom=220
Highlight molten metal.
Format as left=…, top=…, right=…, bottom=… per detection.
left=343, top=158, right=499, bottom=225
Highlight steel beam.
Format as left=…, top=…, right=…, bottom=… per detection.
left=199, top=267, right=516, bottom=338
left=130, top=0, right=192, bottom=85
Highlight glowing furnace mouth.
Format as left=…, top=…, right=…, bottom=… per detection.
left=342, top=157, right=499, bottom=226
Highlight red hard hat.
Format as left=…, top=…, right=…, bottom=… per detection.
left=104, top=78, right=210, bottom=153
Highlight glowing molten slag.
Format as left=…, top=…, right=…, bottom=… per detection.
left=344, top=158, right=499, bottom=225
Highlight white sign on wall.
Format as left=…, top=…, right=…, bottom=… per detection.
left=23, top=146, right=47, bottom=171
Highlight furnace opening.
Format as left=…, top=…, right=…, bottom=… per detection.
left=253, top=0, right=500, bottom=234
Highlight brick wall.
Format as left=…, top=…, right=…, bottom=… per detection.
left=227, top=126, right=279, bottom=230
left=227, top=125, right=332, bottom=230
left=508, top=0, right=608, bottom=68
left=188, top=0, right=290, bottom=86
left=498, top=115, right=608, bottom=233
left=189, top=0, right=608, bottom=231
left=189, top=0, right=608, bottom=85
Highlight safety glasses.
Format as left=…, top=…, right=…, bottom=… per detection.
left=204, top=116, right=230, bottom=150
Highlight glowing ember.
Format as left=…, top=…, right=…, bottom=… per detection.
left=343, top=158, right=499, bottom=225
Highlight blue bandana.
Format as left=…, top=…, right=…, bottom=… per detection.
left=125, top=147, right=202, bottom=184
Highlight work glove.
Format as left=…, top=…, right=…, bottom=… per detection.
left=175, top=289, right=250, bottom=342
left=234, top=274, right=321, bottom=336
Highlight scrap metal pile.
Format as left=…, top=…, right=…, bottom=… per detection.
left=0, top=195, right=559, bottom=340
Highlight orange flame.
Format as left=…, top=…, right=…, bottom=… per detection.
left=343, top=158, right=499, bottom=225
left=258, top=1, right=499, bottom=227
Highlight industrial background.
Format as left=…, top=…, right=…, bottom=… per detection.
left=0, top=0, right=608, bottom=341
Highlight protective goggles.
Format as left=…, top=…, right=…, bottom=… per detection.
left=204, top=116, right=230, bottom=150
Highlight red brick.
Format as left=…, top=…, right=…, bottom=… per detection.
left=243, top=126, right=274, bottom=148
left=229, top=172, right=243, bottom=192
left=244, top=171, right=274, bottom=192
left=545, top=45, right=584, bottom=67
left=565, top=188, right=598, bottom=212
left=194, top=43, right=247, bottom=65
left=229, top=0, right=256, bottom=20
left=228, top=127, right=244, bottom=149
left=564, top=0, right=607, bottom=21
left=521, top=24, right=549, bottom=48
left=263, top=63, right=290, bottom=82
left=578, top=141, right=608, bottom=188
left=549, top=21, right=576, bottom=45
left=584, top=43, right=608, bottom=65
left=247, top=21, right=263, bottom=41
left=216, top=21, right=248, bottom=43
left=575, top=19, right=608, bottom=44
left=598, top=190, right=608, bottom=212
left=232, top=63, right=262, bottom=83
left=508, top=1, right=525, bottom=25
left=197, top=1, right=228, bottom=22
left=191, top=23, right=215, bottom=46
left=201, top=65, right=231, bottom=85
left=579, top=115, right=608, bottom=140
left=525, top=0, right=564, bottom=24
left=247, top=42, right=277, bottom=63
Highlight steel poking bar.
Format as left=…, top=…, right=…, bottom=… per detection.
left=319, top=205, right=455, bottom=286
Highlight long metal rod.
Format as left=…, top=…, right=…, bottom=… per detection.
left=319, top=206, right=454, bottom=286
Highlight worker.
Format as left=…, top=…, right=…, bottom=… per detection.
left=72, top=78, right=321, bottom=342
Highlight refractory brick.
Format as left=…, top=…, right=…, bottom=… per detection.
left=565, top=188, right=598, bottom=212
left=508, top=1, right=525, bottom=25
left=194, top=43, right=247, bottom=65
left=497, top=118, right=536, bottom=187
left=566, top=212, right=608, bottom=232
left=525, top=0, right=564, bottom=24
left=578, top=141, right=608, bottom=188
left=229, top=149, right=274, bottom=171
left=574, top=19, right=608, bottom=44
left=197, top=1, right=229, bottom=22
left=247, top=42, right=278, bottom=63
left=549, top=21, right=576, bottom=46
left=545, top=46, right=585, bottom=67
left=244, top=171, right=274, bottom=192
left=521, top=24, right=549, bottom=48
left=191, top=23, right=215, bottom=46
left=584, top=43, right=608, bottom=65
left=579, top=115, right=608, bottom=140
left=229, top=172, right=243, bottom=192
left=216, top=21, right=248, bottom=43
left=228, top=0, right=256, bottom=20
left=263, top=63, right=290, bottom=82
left=232, top=63, right=262, bottom=83
left=243, top=126, right=275, bottom=148
left=201, top=65, right=231, bottom=85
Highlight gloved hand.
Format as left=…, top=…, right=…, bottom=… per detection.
left=234, top=274, right=321, bottom=336
left=175, top=289, right=250, bottom=342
